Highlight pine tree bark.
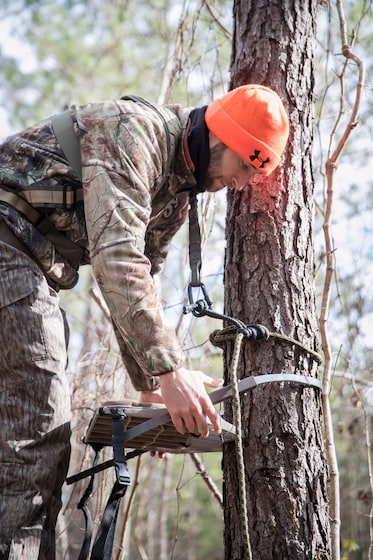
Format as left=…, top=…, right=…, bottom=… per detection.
left=222, top=1, right=331, bottom=558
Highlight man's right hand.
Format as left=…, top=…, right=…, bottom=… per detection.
left=156, top=367, right=223, bottom=437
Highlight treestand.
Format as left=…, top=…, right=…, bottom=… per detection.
left=66, top=384, right=239, bottom=560
left=67, top=370, right=322, bottom=560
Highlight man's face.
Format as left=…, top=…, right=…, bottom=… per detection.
left=203, top=141, right=260, bottom=193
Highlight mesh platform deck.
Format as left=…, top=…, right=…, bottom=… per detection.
left=84, top=400, right=236, bottom=454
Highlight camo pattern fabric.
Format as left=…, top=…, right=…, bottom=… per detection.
left=0, top=98, right=195, bottom=390
left=0, top=238, right=71, bottom=559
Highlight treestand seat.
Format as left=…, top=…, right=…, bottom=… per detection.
left=68, top=398, right=236, bottom=559
left=84, top=399, right=236, bottom=454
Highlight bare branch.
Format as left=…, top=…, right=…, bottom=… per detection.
left=202, top=0, right=232, bottom=40
left=319, top=1, right=366, bottom=559
left=189, top=452, right=223, bottom=508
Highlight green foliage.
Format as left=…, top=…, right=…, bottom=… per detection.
left=0, top=0, right=232, bottom=131
left=342, top=538, right=360, bottom=560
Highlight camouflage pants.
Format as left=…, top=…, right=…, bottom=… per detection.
left=0, top=239, right=71, bottom=559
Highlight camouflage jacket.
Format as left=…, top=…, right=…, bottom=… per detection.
left=0, top=98, right=197, bottom=390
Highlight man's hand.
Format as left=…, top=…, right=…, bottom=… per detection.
left=140, top=368, right=223, bottom=438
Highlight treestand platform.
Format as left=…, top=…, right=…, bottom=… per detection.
left=67, top=397, right=236, bottom=559
left=84, top=399, right=236, bottom=454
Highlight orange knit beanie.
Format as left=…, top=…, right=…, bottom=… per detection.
left=205, top=84, right=289, bottom=176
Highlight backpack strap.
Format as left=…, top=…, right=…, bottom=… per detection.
left=0, top=187, right=41, bottom=224
left=51, top=110, right=82, bottom=181
left=121, top=96, right=204, bottom=289
left=0, top=188, right=84, bottom=270
left=0, top=111, right=84, bottom=270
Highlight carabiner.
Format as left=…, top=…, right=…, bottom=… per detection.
left=183, top=283, right=213, bottom=316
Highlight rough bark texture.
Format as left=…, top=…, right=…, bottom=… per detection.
left=223, top=1, right=331, bottom=559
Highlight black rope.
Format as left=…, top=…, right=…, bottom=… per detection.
left=183, top=288, right=268, bottom=339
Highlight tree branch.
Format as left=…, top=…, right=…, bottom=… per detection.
left=190, top=452, right=223, bottom=508
left=319, top=2, right=366, bottom=559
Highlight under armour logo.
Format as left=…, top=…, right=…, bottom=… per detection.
left=249, top=150, right=270, bottom=169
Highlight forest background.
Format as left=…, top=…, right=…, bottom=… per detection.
left=0, top=1, right=372, bottom=559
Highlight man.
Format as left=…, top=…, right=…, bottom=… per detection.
left=0, top=84, right=289, bottom=558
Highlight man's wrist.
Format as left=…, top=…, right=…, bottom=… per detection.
left=158, top=371, right=176, bottom=384
left=157, top=364, right=183, bottom=377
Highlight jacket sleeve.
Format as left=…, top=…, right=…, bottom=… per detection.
left=80, top=102, right=185, bottom=389
left=111, top=320, right=160, bottom=392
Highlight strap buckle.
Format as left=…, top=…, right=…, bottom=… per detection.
left=110, top=408, right=131, bottom=486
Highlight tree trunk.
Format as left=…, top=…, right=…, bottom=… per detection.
left=222, top=1, right=331, bottom=558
